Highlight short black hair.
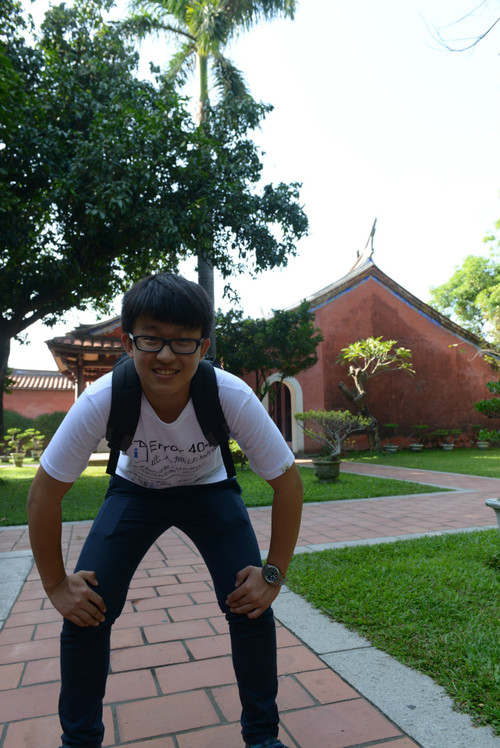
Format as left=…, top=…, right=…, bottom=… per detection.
left=121, top=273, right=214, bottom=338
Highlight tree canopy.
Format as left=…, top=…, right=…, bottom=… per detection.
left=294, top=409, right=371, bottom=458
left=0, top=0, right=307, bottom=431
left=126, top=0, right=297, bottom=112
left=123, top=0, right=300, bottom=352
left=216, top=301, right=323, bottom=401
left=429, top=245, right=500, bottom=343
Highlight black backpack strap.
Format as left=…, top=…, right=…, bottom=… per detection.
left=220, top=441, right=236, bottom=479
left=191, top=360, right=236, bottom=479
left=106, top=355, right=142, bottom=476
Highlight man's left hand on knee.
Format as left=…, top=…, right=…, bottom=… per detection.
left=226, top=566, right=280, bottom=618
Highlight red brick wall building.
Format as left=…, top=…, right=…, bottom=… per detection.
left=6, top=371, right=75, bottom=418
left=266, top=259, right=496, bottom=453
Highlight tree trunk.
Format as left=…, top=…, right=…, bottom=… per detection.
left=338, top=379, right=381, bottom=451
left=365, top=418, right=382, bottom=451
left=195, top=52, right=216, bottom=358
left=0, top=333, right=12, bottom=438
left=198, top=257, right=216, bottom=357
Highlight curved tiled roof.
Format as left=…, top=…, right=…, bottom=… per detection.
left=288, top=258, right=492, bottom=351
left=11, top=370, right=75, bottom=391
left=45, top=316, right=124, bottom=388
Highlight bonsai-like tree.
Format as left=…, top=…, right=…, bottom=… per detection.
left=474, top=379, right=500, bottom=443
left=23, top=429, right=46, bottom=452
left=294, top=410, right=371, bottom=458
left=336, top=336, right=415, bottom=451
left=3, top=428, right=31, bottom=454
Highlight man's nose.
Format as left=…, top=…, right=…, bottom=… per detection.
left=156, top=343, right=176, bottom=362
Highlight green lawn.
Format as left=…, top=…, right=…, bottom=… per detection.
left=235, top=464, right=447, bottom=506
left=287, top=530, right=500, bottom=735
left=344, top=445, right=500, bottom=478
left=0, top=462, right=447, bottom=526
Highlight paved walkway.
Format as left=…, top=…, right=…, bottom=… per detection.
left=1, top=462, right=500, bottom=748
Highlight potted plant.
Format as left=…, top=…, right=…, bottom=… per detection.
left=408, top=424, right=428, bottom=452
left=477, top=428, right=500, bottom=449
left=449, top=428, right=463, bottom=447
left=3, top=427, right=30, bottom=467
left=432, top=429, right=461, bottom=451
left=486, top=498, right=500, bottom=533
left=382, top=423, right=399, bottom=453
left=23, top=429, right=46, bottom=460
left=295, top=409, right=371, bottom=481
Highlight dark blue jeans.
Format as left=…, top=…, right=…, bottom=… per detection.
left=59, top=475, right=278, bottom=748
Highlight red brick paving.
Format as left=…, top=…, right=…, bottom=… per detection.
left=1, top=462, right=498, bottom=747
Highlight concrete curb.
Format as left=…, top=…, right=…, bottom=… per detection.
left=273, top=575, right=500, bottom=748
left=0, top=550, right=33, bottom=630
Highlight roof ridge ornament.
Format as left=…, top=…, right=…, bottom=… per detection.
left=350, top=217, right=377, bottom=273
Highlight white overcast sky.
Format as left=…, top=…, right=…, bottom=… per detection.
left=11, top=0, right=500, bottom=369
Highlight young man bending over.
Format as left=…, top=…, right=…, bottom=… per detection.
left=27, top=272, right=303, bottom=748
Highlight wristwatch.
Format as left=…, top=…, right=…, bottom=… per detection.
left=262, top=563, right=287, bottom=586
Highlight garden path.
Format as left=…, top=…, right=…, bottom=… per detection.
left=0, top=462, right=499, bottom=748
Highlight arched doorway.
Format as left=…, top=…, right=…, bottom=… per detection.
left=270, top=381, right=292, bottom=442
left=262, top=375, right=304, bottom=453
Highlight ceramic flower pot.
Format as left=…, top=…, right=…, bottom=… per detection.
left=384, top=444, right=398, bottom=453
left=485, top=499, right=500, bottom=533
left=312, top=457, right=341, bottom=482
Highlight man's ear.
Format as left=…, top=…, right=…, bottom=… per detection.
left=200, top=338, right=211, bottom=359
left=121, top=332, right=134, bottom=358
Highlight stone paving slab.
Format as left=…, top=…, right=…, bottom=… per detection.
left=0, top=551, right=33, bottom=628
left=274, top=588, right=500, bottom=748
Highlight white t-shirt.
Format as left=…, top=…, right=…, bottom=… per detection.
left=41, top=367, right=295, bottom=489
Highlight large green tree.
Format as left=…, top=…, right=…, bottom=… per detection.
left=125, top=0, right=299, bottom=351
left=0, top=0, right=199, bottom=432
left=429, top=245, right=500, bottom=343
left=0, top=0, right=307, bottom=433
left=216, top=301, right=323, bottom=403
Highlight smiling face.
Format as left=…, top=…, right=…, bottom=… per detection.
left=121, top=316, right=211, bottom=422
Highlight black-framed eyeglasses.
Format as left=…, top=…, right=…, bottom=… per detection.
left=129, top=333, right=205, bottom=355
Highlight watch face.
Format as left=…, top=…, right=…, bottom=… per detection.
left=264, top=564, right=281, bottom=584
left=266, top=566, right=279, bottom=582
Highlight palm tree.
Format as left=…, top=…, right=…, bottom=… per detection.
left=131, top=1, right=297, bottom=119
left=127, top=0, right=297, bottom=354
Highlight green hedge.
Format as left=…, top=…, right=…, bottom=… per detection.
left=3, top=410, right=66, bottom=441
